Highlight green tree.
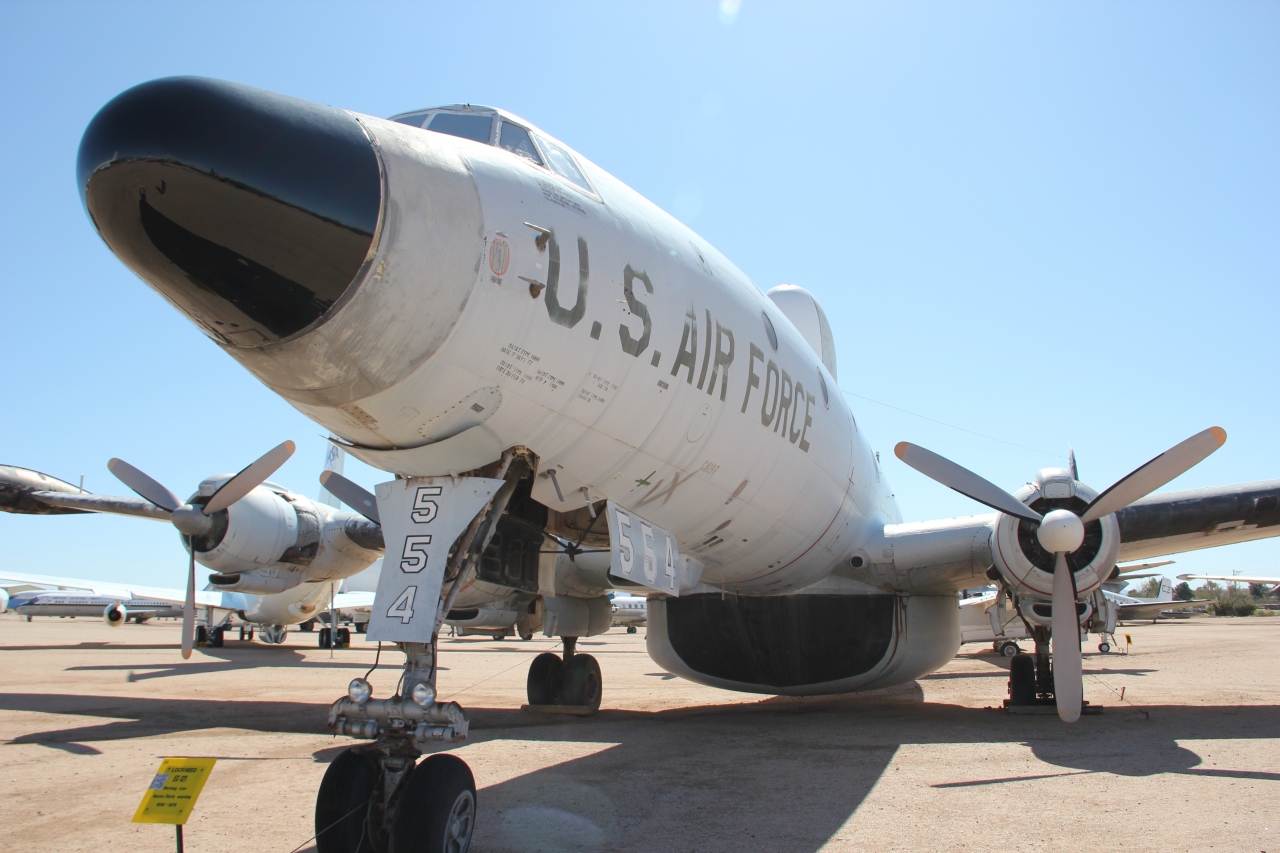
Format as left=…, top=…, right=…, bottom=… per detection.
left=1173, top=581, right=1193, bottom=601
left=1248, top=583, right=1272, bottom=599
left=1197, top=580, right=1222, bottom=599
left=1209, top=587, right=1256, bottom=617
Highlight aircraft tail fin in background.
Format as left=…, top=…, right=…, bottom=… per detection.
left=319, top=439, right=345, bottom=509
left=1157, top=576, right=1172, bottom=602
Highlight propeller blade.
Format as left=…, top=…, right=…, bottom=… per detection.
left=204, top=440, right=296, bottom=515
left=1080, top=427, right=1227, bottom=524
left=107, top=458, right=182, bottom=513
left=181, top=541, right=196, bottom=660
left=893, top=442, right=1042, bottom=523
left=1051, top=552, right=1083, bottom=722
left=318, top=471, right=380, bottom=524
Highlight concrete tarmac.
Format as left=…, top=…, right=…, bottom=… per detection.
left=0, top=613, right=1276, bottom=852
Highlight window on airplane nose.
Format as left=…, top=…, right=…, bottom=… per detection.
left=499, top=122, right=543, bottom=166
left=426, top=112, right=494, bottom=144
left=535, top=134, right=592, bottom=192
left=391, top=111, right=430, bottom=128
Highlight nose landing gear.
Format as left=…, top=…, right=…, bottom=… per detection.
left=320, top=642, right=474, bottom=853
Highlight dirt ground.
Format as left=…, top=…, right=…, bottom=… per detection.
left=0, top=613, right=1276, bottom=853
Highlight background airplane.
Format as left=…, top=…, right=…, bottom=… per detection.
left=610, top=592, right=647, bottom=633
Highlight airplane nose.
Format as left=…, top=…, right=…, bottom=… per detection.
left=78, top=76, right=382, bottom=346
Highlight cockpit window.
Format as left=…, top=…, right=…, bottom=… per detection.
left=499, top=122, right=543, bottom=165
left=426, top=112, right=493, bottom=144
left=392, top=111, right=430, bottom=128
left=535, top=134, right=591, bottom=192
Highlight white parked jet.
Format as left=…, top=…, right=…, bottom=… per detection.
left=71, top=76, right=1280, bottom=852
left=610, top=592, right=648, bottom=633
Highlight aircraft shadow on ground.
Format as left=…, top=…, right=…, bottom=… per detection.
left=0, top=693, right=328, bottom=754
left=4, top=685, right=1279, bottom=851
left=456, top=690, right=1280, bottom=853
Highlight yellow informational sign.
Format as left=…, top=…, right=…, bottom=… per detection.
left=132, top=757, right=217, bottom=825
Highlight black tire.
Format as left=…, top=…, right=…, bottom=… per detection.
left=999, top=641, right=1020, bottom=658
left=208, top=628, right=225, bottom=648
left=561, top=654, right=602, bottom=711
left=315, top=747, right=380, bottom=853
left=355, top=622, right=368, bottom=634
left=336, top=628, right=351, bottom=647
left=195, top=626, right=209, bottom=646
left=1098, top=642, right=1111, bottom=654
left=626, top=626, right=637, bottom=634
left=301, top=619, right=316, bottom=632
left=390, top=754, right=476, bottom=853
left=1008, top=653, right=1036, bottom=705
left=526, top=652, right=563, bottom=705
left=319, top=628, right=332, bottom=648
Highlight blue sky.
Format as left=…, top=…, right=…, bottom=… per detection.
left=1, top=1, right=1277, bottom=587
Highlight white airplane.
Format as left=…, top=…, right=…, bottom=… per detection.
left=958, top=587, right=1027, bottom=657
left=1103, top=577, right=1207, bottom=622
left=69, top=76, right=1280, bottom=851
left=610, top=592, right=647, bottom=632
left=6, top=589, right=181, bottom=622
left=0, top=454, right=384, bottom=649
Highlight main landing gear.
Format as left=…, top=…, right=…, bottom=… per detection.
left=526, top=636, right=603, bottom=711
left=194, top=625, right=225, bottom=648
left=318, top=627, right=351, bottom=648
left=1006, top=627, right=1057, bottom=708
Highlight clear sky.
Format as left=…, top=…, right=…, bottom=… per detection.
left=1, top=0, right=1277, bottom=588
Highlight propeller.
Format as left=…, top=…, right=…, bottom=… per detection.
left=318, top=471, right=380, bottom=524
left=108, top=440, right=296, bottom=659
left=894, top=427, right=1226, bottom=721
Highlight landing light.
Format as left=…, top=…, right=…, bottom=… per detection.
left=348, top=678, right=372, bottom=704
left=410, top=682, right=435, bottom=708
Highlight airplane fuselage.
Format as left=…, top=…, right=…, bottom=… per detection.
left=210, top=109, right=898, bottom=597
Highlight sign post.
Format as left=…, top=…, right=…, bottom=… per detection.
left=132, top=757, right=217, bottom=852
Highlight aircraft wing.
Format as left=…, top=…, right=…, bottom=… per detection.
left=1177, top=574, right=1280, bottom=586
left=848, top=479, right=1280, bottom=595
left=0, top=464, right=168, bottom=520
left=333, top=591, right=375, bottom=610
left=0, top=570, right=247, bottom=610
left=27, top=491, right=170, bottom=520
left=1115, top=480, right=1280, bottom=561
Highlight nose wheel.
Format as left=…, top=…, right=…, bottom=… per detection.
left=316, top=749, right=476, bottom=853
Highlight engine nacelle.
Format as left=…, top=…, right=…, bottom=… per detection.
left=989, top=468, right=1120, bottom=602
left=103, top=602, right=127, bottom=627
left=189, top=479, right=298, bottom=573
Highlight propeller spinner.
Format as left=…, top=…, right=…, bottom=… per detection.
left=894, top=427, right=1226, bottom=722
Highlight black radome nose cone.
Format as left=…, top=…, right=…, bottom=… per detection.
left=79, top=77, right=382, bottom=345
